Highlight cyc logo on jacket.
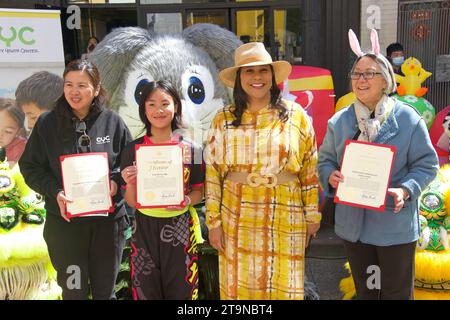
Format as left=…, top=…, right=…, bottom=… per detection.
left=96, top=136, right=110, bottom=144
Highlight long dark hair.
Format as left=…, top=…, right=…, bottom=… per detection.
left=231, top=65, right=288, bottom=127
left=138, top=80, right=183, bottom=137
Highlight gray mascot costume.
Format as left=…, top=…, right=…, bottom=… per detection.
left=90, top=23, right=242, bottom=144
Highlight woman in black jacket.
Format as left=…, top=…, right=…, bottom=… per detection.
left=19, top=60, right=132, bottom=300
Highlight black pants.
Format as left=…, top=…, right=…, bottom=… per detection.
left=343, top=240, right=416, bottom=300
left=131, top=211, right=198, bottom=300
left=43, top=214, right=128, bottom=300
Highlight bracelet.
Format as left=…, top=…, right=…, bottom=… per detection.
left=403, top=188, right=410, bottom=201
left=185, top=195, right=192, bottom=206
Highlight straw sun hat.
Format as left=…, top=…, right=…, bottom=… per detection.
left=219, top=42, right=292, bottom=88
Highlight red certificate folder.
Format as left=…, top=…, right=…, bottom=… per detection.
left=135, top=140, right=185, bottom=209
left=334, top=140, right=396, bottom=212
left=60, top=152, right=114, bottom=218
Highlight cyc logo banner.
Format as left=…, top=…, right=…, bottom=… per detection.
left=0, top=9, right=64, bottom=63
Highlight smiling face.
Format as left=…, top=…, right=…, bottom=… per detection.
left=0, top=110, right=20, bottom=148
left=145, top=88, right=177, bottom=131
left=351, top=57, right=387, bottom=110
left=239, top=65, right=273, bottom=105
left=63, top=71, right=99, bottom=119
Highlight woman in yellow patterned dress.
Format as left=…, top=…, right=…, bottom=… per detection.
left=205, top=42, right=321, bottom=300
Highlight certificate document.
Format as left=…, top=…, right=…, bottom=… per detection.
left=60, top=153, right=113, bottom=218
left=135, top=143, right=185, bottom=208
left=335, top=140, right=396, bottom=211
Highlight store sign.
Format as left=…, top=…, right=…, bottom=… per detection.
left=411, top=10, right=432, bottom=20
left=436, top=55, right=450, bottom=83
left=0, top=9, right=64, bottom=99
left=0, top=9, right=64, bottom=63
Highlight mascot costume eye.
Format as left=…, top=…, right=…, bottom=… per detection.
left=89, top=23, right=242, bottom=145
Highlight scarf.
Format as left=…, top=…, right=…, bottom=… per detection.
left=354, top=95, right=394, bottom=142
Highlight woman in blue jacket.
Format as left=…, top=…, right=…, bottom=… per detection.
left=318, top=30, right=438, bottom=300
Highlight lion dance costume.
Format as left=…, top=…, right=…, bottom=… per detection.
left=0, top=147, right=60, bottom=299
left=340, top=164, right=450, bottom=299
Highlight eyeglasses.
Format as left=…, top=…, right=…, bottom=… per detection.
left=349, top=71, right=382, bottom=80
left=75, top=120, right=91, bottom=150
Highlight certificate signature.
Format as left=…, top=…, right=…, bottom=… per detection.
left=161, top=191, right=177, bottom=199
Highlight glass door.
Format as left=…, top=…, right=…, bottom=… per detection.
left=232, top=8, right=270, bottom=45
left=146, top=12, right=183, bottom=33
left=274, top=8, right=303, bottom=64
left=139, top=6, right=183, bottom=34
left=186, top=9, right=229, bottom=29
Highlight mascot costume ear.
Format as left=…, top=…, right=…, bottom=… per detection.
left=90, top=27, right=153, bottom=111
left=182, top=23, right=241, bottom=86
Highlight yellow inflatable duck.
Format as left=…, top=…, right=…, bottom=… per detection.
left=395, top=57, right=432, bottom=97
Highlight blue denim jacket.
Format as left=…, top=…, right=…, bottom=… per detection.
left=318, top=100, right=439, bottom=246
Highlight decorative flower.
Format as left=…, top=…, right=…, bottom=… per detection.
left=425, top=100, right=434, bottom=111
left=404, top=95, right=418, bottom=103
left=421, top=110, right=434, bottom=125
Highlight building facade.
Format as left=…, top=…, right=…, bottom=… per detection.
left=2, top=0, right=449, bottom=108
left=0, top=0, right=363, bottom=99
left=397, top=0, right=450, bottom=112
left=360, top=0, right=449, bottom=112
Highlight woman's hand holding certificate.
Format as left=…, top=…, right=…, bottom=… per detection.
left=122, top=164, right=137, bottom=185
left=387, top=187, right=410, bottom=213
left=60, top=153, right=114, bottom=218
left=56, top=191, right=73, bottom=222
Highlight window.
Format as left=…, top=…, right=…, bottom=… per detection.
left=147, top=12, right=182, bottom=33
left=274, top=8, right=302, bottom=64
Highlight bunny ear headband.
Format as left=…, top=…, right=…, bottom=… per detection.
left=348, top=28, right=380, bottom=57
left=348, top=28, right=397, bottom=93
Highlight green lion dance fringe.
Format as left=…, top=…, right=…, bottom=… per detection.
left=0, top=259, right=48, bottom=300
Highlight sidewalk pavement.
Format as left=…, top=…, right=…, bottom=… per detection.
left=305, top=223, right=349, bottom=300
left=197, top=223, right=350, bottom=300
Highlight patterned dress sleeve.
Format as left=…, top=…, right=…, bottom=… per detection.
left=205, top=111, right=226, bottom=229
left=298, top=109, right=321, bottom=224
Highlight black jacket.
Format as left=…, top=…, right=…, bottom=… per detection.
left=19, top=104, right=132, bottom=223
